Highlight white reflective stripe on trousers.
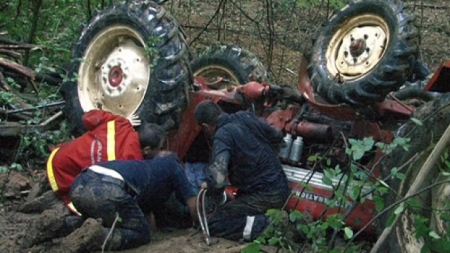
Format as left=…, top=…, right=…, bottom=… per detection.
left=243, top=216, right=255, bottom=241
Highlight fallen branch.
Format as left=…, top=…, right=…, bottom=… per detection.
left=0, top=49, right=22, bottom=62
left=0, top=57, right=35, bottom=80
left=413, top=3, right=450, bottom=9
left=0, top=71, right=11, bottom=91
left=0, top=44, right=38, bottom=51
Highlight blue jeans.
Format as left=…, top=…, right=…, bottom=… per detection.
left=70, top=169, right=150, bottom=250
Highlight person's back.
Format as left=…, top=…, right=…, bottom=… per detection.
left=97, top=155, right=195, bottom=214
left=214, top=111, right=288, bottom=193
left=47, top=109, right=142, bottom=211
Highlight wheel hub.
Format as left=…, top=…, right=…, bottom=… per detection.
left=349, top=38, right=367, bottom=58
left=108, top=66, right=123, bottom=87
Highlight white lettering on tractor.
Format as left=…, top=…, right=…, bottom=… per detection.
left=293, top=190, right=328, bottom=204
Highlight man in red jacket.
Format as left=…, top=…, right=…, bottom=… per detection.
left=46, top=109, right=145, bottom=214
left=20, top=110, right=169, bottom=249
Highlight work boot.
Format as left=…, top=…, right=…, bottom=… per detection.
left=59, top=218, right=111, bottom=253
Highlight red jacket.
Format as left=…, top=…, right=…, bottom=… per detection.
left=46, top=110, right=143, bottom=214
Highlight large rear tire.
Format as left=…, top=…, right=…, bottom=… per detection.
left=61, top=1, right=193, bottom=136
left=308, top=0, right=419, bottom=106
left=380, top=94, right=450, bottom=252
left=191, top=44, right=267, bottom=88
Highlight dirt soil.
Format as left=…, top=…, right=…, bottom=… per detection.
left=1, top=0, right=449, bottom=253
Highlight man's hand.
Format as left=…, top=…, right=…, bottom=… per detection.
left=127, top=114, right=141, bottom=126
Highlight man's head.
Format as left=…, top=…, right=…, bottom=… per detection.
left=138, top=123, right=167, bottom=159
left=194, top=100, right=222, bottom=137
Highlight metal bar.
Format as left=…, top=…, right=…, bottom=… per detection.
left=197, top=188, right=211, bottom=246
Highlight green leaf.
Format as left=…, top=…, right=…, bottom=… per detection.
left=374, top=196, right=384, bottom=212
left=406, top=198, right=422, bottom=209
left=396, top=172, right=406, bottom=180
left=346, top=137, right=375, bottom=161
left=268, top=237, right=279, bottom=245
left=289, top=210, right=303, bottom=222
left=344, top=227, right=353, bottom=239
left=429, top=230, right=441, bottom=239
left=266, top=209, right=277, bottom=216
left=241, top=242, right=261, bottom=253
left=410, top=117, right=423, bottom=126
left=115, top=212, right=122, bottom=223
left=394, top=203, right=404, bottom=215
left=322, top=175, right=332, bottom=186
left=386, top=212, right=396, bottom=227
left=349, top=187, right=360, bottom=201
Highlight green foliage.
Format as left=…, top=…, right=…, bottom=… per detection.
left=346, top=137, right=375, bottom=161
left=1, top=0, right=98, bottom=167
left=2, top=0, right=109, bottom=70
left=0, top=91, right=15, bottom=106
left=0, top=163, right=23, bottom=173
left=145, top=36, right=162, bottom=68
left=17, top=119, right=71, bottom=164
left=376, top=136, right=410, bottom=154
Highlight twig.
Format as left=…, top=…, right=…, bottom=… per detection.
left=0, top=44, right=38, bottom=50
left=0, top=49, right=22, bottom=61
left=412, top=3, right=449, bottom=9
left=0, top=71, right=11, bottom=90
left=1, top=100, right=64, bottom=114
left=102, top=212, right=120, bottom=253
left=189, top=0, right=227, bottom=45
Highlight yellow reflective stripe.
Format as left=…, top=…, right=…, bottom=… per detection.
left=46, top=147, right=60, bottom=192
left=107, top=120, right=116, bottom=161
left=67, top=202, right=82, bottom=216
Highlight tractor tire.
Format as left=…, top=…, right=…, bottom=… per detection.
left=60, top=1, right=193, bottom=136
left=379, top=94, right=450, bottom=252
left=191, top=44, right=267, bottom=88
left=308, top=0, right=419, bottom=106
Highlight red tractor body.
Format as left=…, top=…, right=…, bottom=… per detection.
left=166, top=56, right=450, bottom=236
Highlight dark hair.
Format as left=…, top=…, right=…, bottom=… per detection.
left=194, top=100, right=222, bottom=125
left=138, top=123, right=166, bottom=149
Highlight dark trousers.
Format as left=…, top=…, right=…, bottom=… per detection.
left=207, top=189, right=289, bottom=241
left=70, top=170, right=150, bottom=250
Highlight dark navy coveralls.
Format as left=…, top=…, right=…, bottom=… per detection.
left=206, top=111, right=290, bottom=241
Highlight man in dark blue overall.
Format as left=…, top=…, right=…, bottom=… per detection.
left=63, top=123, right=198, bottom=252
left=194, top=100, right=290, bottom=241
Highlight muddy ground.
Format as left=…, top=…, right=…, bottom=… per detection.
left=0, top=171, right=293, bottom=253
left=1, top=0, right=449, bottom=253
